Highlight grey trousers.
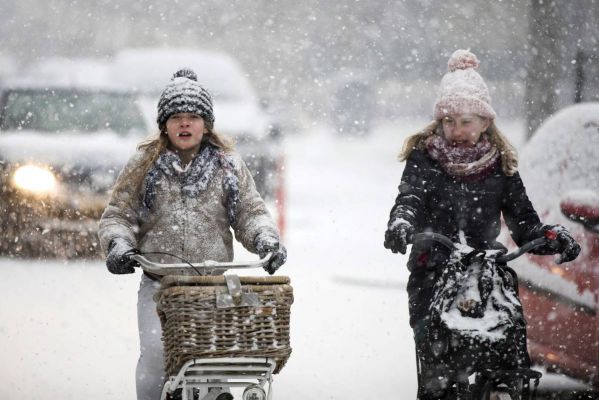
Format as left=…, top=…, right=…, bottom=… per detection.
left=134, top=274, right=229, bottom=400
left=136, top=275, right=164, bottom=400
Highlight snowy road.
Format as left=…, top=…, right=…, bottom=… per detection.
left=0, top=119, right=525, bottom=399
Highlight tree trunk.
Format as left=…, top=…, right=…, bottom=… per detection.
left=525, top=0, right=561, bottom=138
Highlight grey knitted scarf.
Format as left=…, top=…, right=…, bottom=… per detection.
left=142, top=144, right=239, bottom=224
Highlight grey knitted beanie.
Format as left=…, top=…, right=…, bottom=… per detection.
left=156, top=68, right=214, bottom=127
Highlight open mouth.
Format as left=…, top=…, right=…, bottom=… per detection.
left=177, top=132, right=192, bottom=137
left=452, top=141, right=471, bottom=148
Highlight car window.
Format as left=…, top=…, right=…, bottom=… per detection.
left=0, top=89, right=147, bottom=135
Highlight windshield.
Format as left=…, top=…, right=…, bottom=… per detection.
left=0, top=89, right=147, bottom=135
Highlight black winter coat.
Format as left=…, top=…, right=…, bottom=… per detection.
left=387, top=149, right=547, bottom=326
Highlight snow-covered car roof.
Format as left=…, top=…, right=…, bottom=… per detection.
left=519, top=102, right=599, bottom=224
left=12, top=57, right=124, bottom=91
left=111, top=48, right=256, bottom=100
left=111, top=47, right=271, bottom=139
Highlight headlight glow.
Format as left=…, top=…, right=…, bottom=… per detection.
left=243, top=384, right=266, bottom=400
left=12, top=165, right=58, bottom=195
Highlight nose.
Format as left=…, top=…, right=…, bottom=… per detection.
left=179, top=116, right=191, bottom=127
left=453, top=125, right=466, bottom=139
left=450, top=122, right=469, bottom=141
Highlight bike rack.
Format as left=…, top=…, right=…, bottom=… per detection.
left=161, top=357, right=277, bottom=400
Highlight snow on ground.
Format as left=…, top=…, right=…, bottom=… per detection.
left=0, top=117, right=527, bottom=399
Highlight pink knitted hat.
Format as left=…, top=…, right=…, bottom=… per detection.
left=433, top=49, right=497, bottom=120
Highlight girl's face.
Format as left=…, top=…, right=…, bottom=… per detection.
left=165, top=113, right=206, bottom=154
left=441, top=114, right=490, bottom=147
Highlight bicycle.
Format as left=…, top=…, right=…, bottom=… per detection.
left=410, top=231, right=559, bottom=400
left=131, top=253, right=293, bottom=400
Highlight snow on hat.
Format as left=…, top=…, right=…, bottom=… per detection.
left=157, top=68, right=214, bottom=127
left=433, top=49, right=497, bottom=120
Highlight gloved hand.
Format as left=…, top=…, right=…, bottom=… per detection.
left=254, top=232, right=287, bottom=275
left=384, top=220, right=414, bottom=254
left=545, top=225, right=581, bottom=264
left=106, top=238, right=139, bottom=274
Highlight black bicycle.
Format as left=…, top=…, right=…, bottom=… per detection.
left=411, top=231, right=558, bottom=400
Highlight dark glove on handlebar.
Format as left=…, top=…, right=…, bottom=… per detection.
left=384, top=221, right=414, bottom=254
left=106, top=238, right=139, bottom=274
left=546, top=225, right=581, bottom=264
left=254, top=232, right=287, bottom=275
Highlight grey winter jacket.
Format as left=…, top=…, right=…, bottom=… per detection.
left=98, top=146, right=279, bottom=264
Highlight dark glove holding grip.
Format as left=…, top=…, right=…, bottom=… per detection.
left=544, top=225, right=581, bottom=264
left=254, top=232, right=287, bottom=275
left=384, top=221, right=415, bottom=254
left=106, top=238, right=140, bottom=274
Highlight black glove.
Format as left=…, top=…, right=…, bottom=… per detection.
left=106, top=238, right=139, bottom=274
left=545, top=225, right=581, bottom=264
left=384, top=221, right=414, bottom=254
left=254, top=232, right=287, bottom=275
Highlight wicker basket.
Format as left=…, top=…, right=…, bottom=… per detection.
left=155, top=275, right=293, bottom=376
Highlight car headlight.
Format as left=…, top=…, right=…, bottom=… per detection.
left=242, top=384, right=266, bottom=400
left=12, top=165, right=58, bottom=195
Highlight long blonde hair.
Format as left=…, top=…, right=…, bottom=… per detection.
left=399, top=119, right=518, bottom=176
left=111, top=121, right=234, bottom=205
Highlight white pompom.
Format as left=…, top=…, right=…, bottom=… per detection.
left=447, top=49, right=480, bottom=72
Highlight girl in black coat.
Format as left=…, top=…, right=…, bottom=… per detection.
left=384, top=50, right=581, bottom=399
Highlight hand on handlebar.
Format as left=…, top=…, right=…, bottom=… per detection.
left=255, top=232, right=287, bottom=275
left=106, top=238, right=140, bottom=274
left=384, top=221, right=414, bottom=254
left=545, top=225, right=581, bottom=264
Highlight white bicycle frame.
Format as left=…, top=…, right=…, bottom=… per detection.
left=131, top=253, right=277, bottom=400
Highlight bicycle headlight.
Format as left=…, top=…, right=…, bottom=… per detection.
left=12, top=165, right=58, bottom=195
left=242, top=384, right=266, bottom=400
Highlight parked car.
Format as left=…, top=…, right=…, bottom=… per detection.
left=511, top=103, right=599, bottom=396
left=111, top=48, right=286, bottom=234
left=0, top=73, right=148, bottom=258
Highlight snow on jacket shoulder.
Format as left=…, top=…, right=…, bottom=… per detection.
left=98, top=147, right=278, bottom=264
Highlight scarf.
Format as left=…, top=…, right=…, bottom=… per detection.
left=141, top=144, right=240, bottom=224
left=425, top=134, right=500, bottom=181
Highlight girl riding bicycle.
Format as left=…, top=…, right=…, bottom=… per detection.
left=98, top=68, right=286, bottom=400
left=383, top=49, right=581, bottom=399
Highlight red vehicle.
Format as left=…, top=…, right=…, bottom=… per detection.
left=512, top=103, right=599, bottom=396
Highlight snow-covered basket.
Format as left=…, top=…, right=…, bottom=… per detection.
left=155, top=275, right=293, bottom=376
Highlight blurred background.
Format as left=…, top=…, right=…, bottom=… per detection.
left=1, top=0, right=598, bottom=131
left=0, top=1, right=598, bottom=399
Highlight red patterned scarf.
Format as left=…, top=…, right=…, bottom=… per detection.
left=425, top=134, right=499, bottom=181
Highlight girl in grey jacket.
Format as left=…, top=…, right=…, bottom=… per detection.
left=98, top=68, right=286, bottom=400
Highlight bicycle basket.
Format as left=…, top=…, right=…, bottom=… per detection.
left=155, top=275, right=294, bottom=376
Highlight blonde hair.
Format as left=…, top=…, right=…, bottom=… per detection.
left=399, top=119, right=518, bottom=176
left=111, top=121, right=234, bottom=204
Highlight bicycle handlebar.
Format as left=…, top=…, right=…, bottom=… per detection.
left=410, top=232, right=551, bottom=264
left=130, top=253, right=273, bottom=277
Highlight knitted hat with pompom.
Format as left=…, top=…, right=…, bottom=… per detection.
left=433, top=49, right=496, bottom=120
left=157, top=68, right=214, bottom=127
